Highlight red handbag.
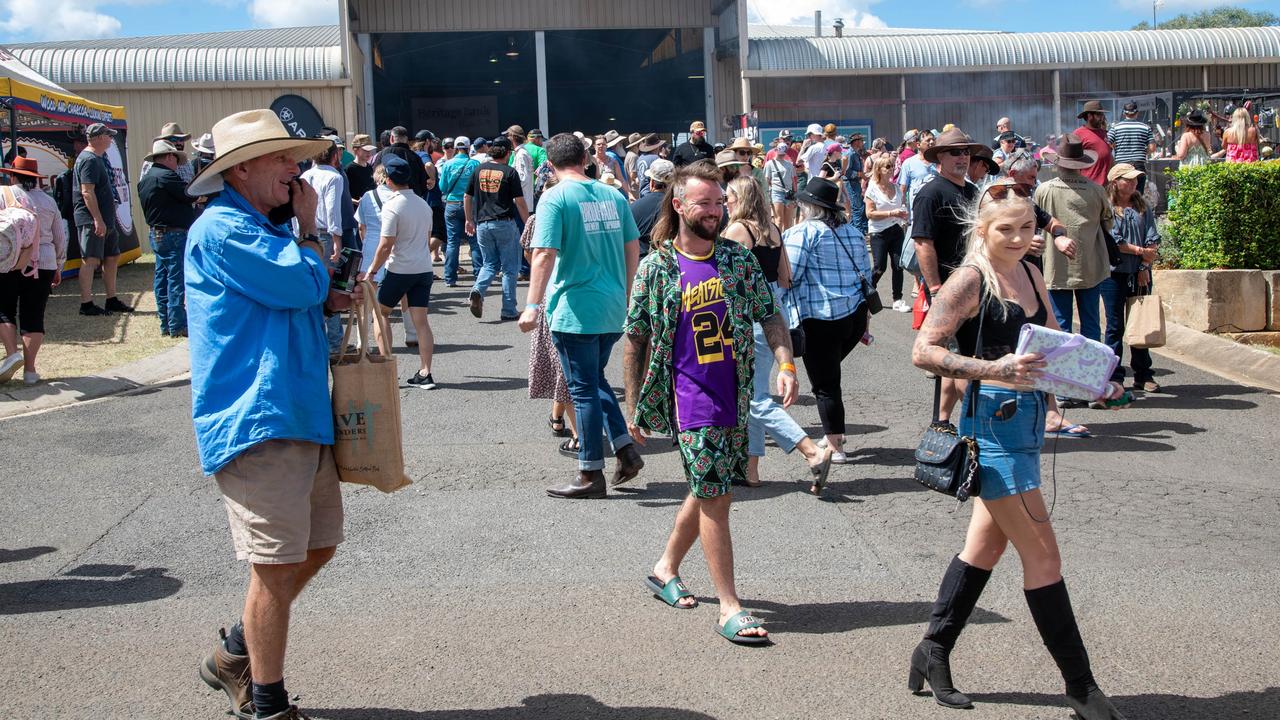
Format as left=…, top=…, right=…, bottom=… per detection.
left=911, top=291, right=930, bottom=331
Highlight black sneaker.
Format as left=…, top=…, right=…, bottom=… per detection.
left=468, top=290, right=483, bottom=318
left=104, top=297, right=135, bottom=313
left=406, top=372, right=437, bottom=390
left=80, top=302, right=111, bottom=316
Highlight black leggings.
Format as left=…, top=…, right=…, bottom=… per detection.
left=0, top=269, right=55, bottom=335
left=800, top=303, right=869, bottom=436
left=870, top=224, right=905, bottom=301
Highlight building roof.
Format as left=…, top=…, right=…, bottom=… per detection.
left=747, top=26, right=1280, bottom=76
left=5, top=26, right=342, bottom=85
left=747, top=24, right=998, bottom=39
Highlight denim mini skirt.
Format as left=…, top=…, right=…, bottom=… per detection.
left=958, top=386, right=1046, bottom=501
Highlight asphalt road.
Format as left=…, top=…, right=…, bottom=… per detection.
left=2, top=279, right=1278, bottom=719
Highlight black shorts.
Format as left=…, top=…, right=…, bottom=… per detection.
left=0, top=269, right=55, bottom=334
left=377, top=271, right=433, bottom=308
left=429, top=205, right=445, bottom=240
left=77, top=224, right=120, bottom=260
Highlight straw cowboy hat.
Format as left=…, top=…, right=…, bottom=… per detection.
left=715, top=149, right=749, bottom=168
left=155, top=122, right=191, bottom=141
left=0, top=156, right=46, bottom=179
left=726, top=137, right=760, bottom=155
left=143, top=139, right=188, bottom=165
left=598, top=172, right=624, bottom=189
left=603, top=130, right=626, bottom=149
left=1051, top=132, right=1098, bottom=170
left=923, top=127, right=986, bottom=163
left=186, top=109, right=331, bottom=197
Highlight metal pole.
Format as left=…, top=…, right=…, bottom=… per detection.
left=1053, top=69, right=1062, bottom=136
left=358, top=33, right=374, bottom=133
left=536, top=31, right=549, bottom=135
left=703, top=27, right=716, bottom=143
left=899, top=75, right=907, bottom=136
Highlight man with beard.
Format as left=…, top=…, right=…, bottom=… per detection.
left=911, top=128, right=986, bottom=423
left=1075, top=101, right=1114, bottom=185
left=623, top=160, right=796, bottom=646
left=672, top=121, right=715, bottom=167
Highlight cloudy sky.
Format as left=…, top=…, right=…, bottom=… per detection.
left=0, top=0, right=1276, bottom=43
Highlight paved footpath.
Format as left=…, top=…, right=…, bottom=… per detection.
left=2, top=281, right=1278, bottom=719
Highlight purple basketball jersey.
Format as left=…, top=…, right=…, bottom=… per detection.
left=672, top=248, right=738, bottom=431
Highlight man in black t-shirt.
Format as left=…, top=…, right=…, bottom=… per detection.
left=671, top=120, right=714, bottom=167
left=72, top=123, right=133, bottom=316
left=464, top=137, right=530, bottom=320
left=910, top=128, right=985, bottom=423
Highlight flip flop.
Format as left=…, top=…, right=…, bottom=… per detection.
left=808, top=447, right=834, bottom=494
left=718, top=610, right=770, bottom=646
left=644, top=575, right=697, bottom=609
left=1045, top=424, right=1092, bottom=439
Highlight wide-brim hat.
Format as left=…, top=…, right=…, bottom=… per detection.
left=923, top=128, right=986, bottom=163
left=604, top=130, right=625, bottom=148
left=186, top=109, right=331, bottom=197
left=1183, top=110, right=1208, bottom=128
left=715, top=150, right=749, bottom=168
left=638, top=133, right=664, bottom=153
left=1076, top=100, right=1109, bottom=120
left=1052, top=132, right=1098, bottom=170
left=0, top=156, right=46, bottom=179
left=971, top=146, right=1000, bottom=176
left=726, top=137, right=760, bottom=155
left=599, top=172, right=623, bottom=189
left=626, top=132, right=643, bottom=149
left=796, top=177, right=842, bottom=212
left=156, top=122, right=191, bottom=141
left=144, top=139, right=188, bottom=164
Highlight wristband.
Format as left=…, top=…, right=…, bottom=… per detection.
left=779, top=362, right=797, bottom=374
left=525, top=303, right=540, bottom=311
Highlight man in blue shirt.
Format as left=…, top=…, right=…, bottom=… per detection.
left=184, top=109, right=358, bottom=720
left=438, top=136, right=482, bottom=285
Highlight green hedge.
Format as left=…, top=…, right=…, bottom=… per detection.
left=1166, top=161, right=1280, bottom=270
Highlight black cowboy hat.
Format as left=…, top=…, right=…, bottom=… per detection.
left=796, top=177, right=843, bottom=212
left=971, top=146, right=1001, bottom=176
left=1183, top=109, right=1208, bottom=128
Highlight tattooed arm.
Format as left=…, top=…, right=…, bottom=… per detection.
left=622, top=332, right=650, bottom=444
left=762, top=312, right=799, bottom=408
left=912, top=267, right=1043, bottom=384
left=913, top=237, right=943, bottom=291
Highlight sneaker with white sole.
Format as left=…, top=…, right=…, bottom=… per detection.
left=406, top=371, right=437, bottom=390
left=23, top=371, right=40, bottom=386
left=892, top=299, right=912, bottom=313
left=0, top=352, right=21, bottom=383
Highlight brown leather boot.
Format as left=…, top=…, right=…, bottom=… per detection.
left=547, top=470, right=607, bottom=499
left=199, top=629, right=253, bottom=719
left=611, top=445, right=645, bottom=487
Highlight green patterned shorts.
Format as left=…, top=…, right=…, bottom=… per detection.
left=676, top=425, right=748, bottom=499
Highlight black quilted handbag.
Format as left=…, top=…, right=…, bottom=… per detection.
left=913, top=309, right=984, bottom=502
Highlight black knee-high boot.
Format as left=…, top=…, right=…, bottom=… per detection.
left=908, top=555, right=992, bottom=709
left=1025, top=579, right=1127, bottom=720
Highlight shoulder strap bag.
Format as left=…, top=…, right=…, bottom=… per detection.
left=912, top=301, right=984, bottom=502
left=835, top=225, right=883, bottom=314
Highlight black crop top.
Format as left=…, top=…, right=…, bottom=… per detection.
left=954, top=261, right=1049, bottom=361
left=742, top=223, right=781, bottom=284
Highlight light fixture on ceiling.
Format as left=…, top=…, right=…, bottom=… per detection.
left=494, top=80, right=502, bottom=85
left=505, top=37, right=520, bottom=58
left=489, top=54, right=498, bottom=64
left=688, top=74, right=705, bottom=80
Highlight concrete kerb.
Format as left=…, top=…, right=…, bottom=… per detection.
left=0, top=341, right=190, bottom=420
left=1152, top=322, right=1280, bottom=393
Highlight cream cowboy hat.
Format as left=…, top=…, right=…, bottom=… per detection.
left=143, top=139, right=188, bottom=164
left=186, top=109, right=331, bottom=197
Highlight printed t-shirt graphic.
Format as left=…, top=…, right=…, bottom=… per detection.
left=672, top=247, right=738, bottom=431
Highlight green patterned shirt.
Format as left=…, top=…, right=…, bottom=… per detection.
left=624, top=239, right=776, bottom=435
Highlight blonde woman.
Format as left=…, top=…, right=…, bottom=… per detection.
left=863, top=155, right=910, bottom=312
left=909, top=178, right=1128, bottom=719
left=723, top=176, right=834, bottom=492
left=1223, top=107, right=1260, bottom=163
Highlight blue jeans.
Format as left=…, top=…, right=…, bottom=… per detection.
left=1048, top=282, right=1104, bottom=342
left=848, top=187, right=868, bottom=235
left=551, top=331, right=633, bottom=471
left=1101, top=271, right=1154, bottom=383
left=443, top=202, right=480, bottom=285
left=319, top=233, right=343, bottom=352
left=472, top=218, right=521, bottom=317
left=749, top=321, right=807, bottom=457
left=151, top=228, right=187, bottom=334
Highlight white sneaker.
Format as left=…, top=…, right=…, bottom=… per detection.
left=893, top=299, right=912, bottom=313
left=831, top=450, right=849, bottom=464
left=0, top=351, right=21, bottom=383
left=23, top=371, right=39, bottom=385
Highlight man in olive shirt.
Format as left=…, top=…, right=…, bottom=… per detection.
left=1033, top=133, right=1113, bottom=344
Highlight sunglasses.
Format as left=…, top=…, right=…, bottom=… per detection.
left=734, top=149, right=752, bottom=156
left=979, top=182, right=1033, bottom=205
left=941, top=148, right=971, bottom=157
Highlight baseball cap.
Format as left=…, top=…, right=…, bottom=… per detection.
left=473, top=137, right=491, bottom=148
left=382, top=155, right=412, bottom=185
left=644, top=158, right=675, bottom=184
left=998, top=131, right=1018, bottom=143
left=414, top=129, right=436, bottom=142
left=1123, top=101, right=1139, bottom=113
left=453, top=136, right=471, bottom=149
left=491, top=136, right=514, bottom=152
left=903, top=129, right=920, bottom=142
left=823, top=123, right=837, bottom=134
left=320, top=134, right=344, bottom=148
left=529, top=128, right=544, bottom=139
left=690, top=121, right=707, bottom=132
left=777, top=129, right=792, bottom=140
left=806, top=123, right=824, bottom=136
left=85, top=123, right=116, bottom=138
left=352, top=133, right=373, bottom=149
left=1106, top=163, right=1144, bottom=182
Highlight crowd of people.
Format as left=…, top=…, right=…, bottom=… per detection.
left=8, top=93, right=1253, bottom=719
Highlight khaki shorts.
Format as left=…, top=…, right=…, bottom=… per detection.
left=214, top=439, right=344, bottom=564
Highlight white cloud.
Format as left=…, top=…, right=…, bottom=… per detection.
left=1118, top=0, right=1250, bottom=11
left=747, top=0, right=887, bottom=29
left=248, top=0, right=336, bottom=28
left=0, top=0, right=122, bottom=40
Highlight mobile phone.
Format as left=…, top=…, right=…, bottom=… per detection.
left=993, top=397, right=1018, bottom=420
left=268, top=180, right=298, bottom=225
